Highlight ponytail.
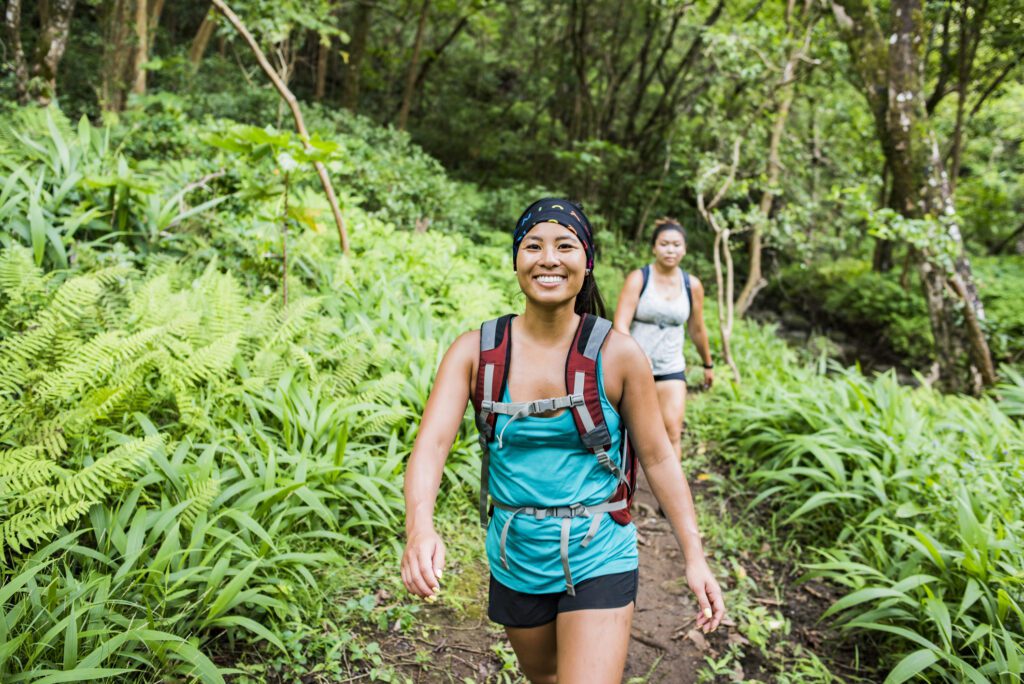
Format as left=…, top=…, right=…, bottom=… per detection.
left=575, top=273, right=607, bottom=318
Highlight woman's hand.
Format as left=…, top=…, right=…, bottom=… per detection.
left=401, top=527, right=446, bottom=598
left=702, top=367, right=714, bottom=389
left=687, top=558, right=725, bottom=633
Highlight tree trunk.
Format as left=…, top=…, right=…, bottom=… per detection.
left=697, top=138, right=744, bottom=384
left=736, top=24, right=810, bottom=317
left=873, top=159, right=894, bottom=271
left=101, top=0, right=133, bottom=110
left=832, top=0, right=996, bottom=391
left=131, top=0, right=148, bottom=94
left=315, top=35, right=329, bottom=100
left=397, top=0, right=430, bottom=131
left=341, top=1, right=373, bottom=111
left=413, top=12, right=471, bottom=94
left=5, top=0, right=29, bottom=103
left=27, top=0, right=77, bottom=105
left=189, top=9, right=216, bottom=68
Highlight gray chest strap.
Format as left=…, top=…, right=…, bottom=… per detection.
left=492, top=498, right=628, bottom=596
left=481, top=394, right=585, bottom=448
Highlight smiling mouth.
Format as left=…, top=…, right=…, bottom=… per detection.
left=534, top=275, right=567, bottom=284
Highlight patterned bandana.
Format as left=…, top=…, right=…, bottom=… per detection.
left=512, top=198, right=595, bottom=271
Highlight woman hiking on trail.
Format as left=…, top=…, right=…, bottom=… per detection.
left=613, top=218, right=714, bottom=461
left=401, top=199, right=724, bottom=683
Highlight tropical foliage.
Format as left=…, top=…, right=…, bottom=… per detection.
left=1, top=0, right=1022, bottom=680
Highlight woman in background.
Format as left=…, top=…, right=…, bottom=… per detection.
left=613, top=217, right=713, bottom=460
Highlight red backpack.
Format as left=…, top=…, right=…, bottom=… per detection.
left=471, top=314, right=639, bottom=594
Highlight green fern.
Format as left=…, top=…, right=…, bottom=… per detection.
left=180, top=477, right=221, bottom=529
left=0, top=435, right=162, bottom=558
left=0, top=246, right=46, bottom=305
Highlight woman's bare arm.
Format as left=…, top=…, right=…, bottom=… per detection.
left=606, top=332, right=725, bottom=630
left=402, top=330, right=477, bottom=597
left=612, top=269, right=644, bottom=335
left=686, top=276, right=714, bottom=386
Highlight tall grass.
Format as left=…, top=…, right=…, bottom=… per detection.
left=694, top=323, right=1024, bottom=682
left=1, top=197, right=512, bottom=679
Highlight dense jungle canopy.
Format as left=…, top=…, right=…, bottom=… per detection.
left=1, top=0, right=1022, bottom=682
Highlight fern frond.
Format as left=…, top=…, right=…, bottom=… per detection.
left=264, top=297, right=322, bottom=349
left=0, top=246, right=45, bottom=302
left=53, top=434, right=161, bottom=505
left=0, top=458, right=62, bottom=494
left=180, top=477, right=220, bottom=529
left=177, top=331, right=241, bottom=386
left=38, top=326, right=165, bottom=406
left=289, top=344, right=319, bottom=382
left=0, top=276, right=101, bottom=365
left=193, top=267, right=247, bottom=343
left=356, top=372, right=404, bottom=406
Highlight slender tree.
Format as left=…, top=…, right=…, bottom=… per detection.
left=832, top=0, right=996, bottom=391
left=398, top=0, right=431, bottom=130
left=210, top=0, right=350, bottom=253
left=340, top=0, right=373, bottom=111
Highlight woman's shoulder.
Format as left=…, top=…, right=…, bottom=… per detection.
left=449, top=328, right=480, bottom=355
left=601, top=326, right=648, bottom=371
left=684, top=272, right=704, bottom=294
left=621, top=268, right=645, bottom=290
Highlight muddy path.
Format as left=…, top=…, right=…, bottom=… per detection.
left=358, top=441, right=876, bottom=683
left=372, top=484, right=718, bottom=683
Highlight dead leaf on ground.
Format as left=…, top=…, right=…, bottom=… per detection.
left=727, top=631, right=749, bottom=646
left=686, top=628, right=710, bottom=651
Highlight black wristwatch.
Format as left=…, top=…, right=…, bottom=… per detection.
left=703, top=362, right=714, bottom=369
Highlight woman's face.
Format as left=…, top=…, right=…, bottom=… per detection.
left=515, top=222, right=587, bottom=307
left=652, top=228, right=686, bottom=268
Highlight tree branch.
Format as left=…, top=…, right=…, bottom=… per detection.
left=210, top=0, right=350, bottom=253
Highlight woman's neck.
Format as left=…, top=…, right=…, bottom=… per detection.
left=519, top=301, right=580, bottom=345
left=653, top=260, right=678, bottom=275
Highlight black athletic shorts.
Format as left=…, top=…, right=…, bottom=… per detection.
left=488, top=569, right=639, bottom=628
left=653, top=370, right=686, bottom=383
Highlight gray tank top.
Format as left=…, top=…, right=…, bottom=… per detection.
left=629, top=266, right=690, bottom=376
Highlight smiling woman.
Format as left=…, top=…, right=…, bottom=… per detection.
left=401, top=198, right=724, bottom=683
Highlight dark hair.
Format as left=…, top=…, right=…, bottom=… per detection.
left=567, top=200, right=606, bottom=317
left=650, top=216, right=686, bottom=245
left=575, top=272, right=607, bottom=317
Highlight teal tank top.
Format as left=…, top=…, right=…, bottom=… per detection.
left=484, top=354, right=639, bottom=593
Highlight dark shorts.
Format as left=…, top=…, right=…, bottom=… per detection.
left=654, top=370, right=686, bottom=383
left=488, top=569, right=639, bottom=628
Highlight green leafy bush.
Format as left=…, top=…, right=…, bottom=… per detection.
left=691, top=323, right=1024, bottom=683
left=0, top=187, right=513, bottom=679
left=764, top=257, right=1024, bottom=370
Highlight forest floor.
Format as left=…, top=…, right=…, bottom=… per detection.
left=347, top=438, right=878, bottom=684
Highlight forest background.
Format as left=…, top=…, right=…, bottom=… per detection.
left=1, top=0, right=1022, bottom=682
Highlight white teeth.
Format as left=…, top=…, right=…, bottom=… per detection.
left=537, top=276, right=565, bottom=283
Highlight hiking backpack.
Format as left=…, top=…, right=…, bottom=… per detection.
left=471, top=313, right=639, bottom=595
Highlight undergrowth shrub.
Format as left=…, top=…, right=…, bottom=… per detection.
left=692, top=323, right=1024, bottom=683
left=0, top=202, right=512, bottom=679
left=763, top=256, right=1024, bottom=370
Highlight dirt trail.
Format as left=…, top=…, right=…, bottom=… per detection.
left=622, top=477, right=720, bottom=683
left=376, top=473, right=730, bottom=683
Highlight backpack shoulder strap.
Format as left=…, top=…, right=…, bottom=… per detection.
left=565, top=315, right=621, bottom=478
left=640, top=264, right=651, bottom=296
left=682, top=270, right=693, bottom=313
left=474, top=314, right=515, bottom=526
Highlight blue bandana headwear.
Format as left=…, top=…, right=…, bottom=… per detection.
left=512, top=198, right=595, bottom=271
